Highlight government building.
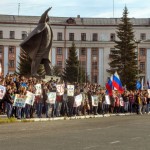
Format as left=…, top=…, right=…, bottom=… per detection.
left=0, top=14, right=150, bottom=86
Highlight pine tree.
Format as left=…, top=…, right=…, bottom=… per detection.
left=52, top=65, right=62, bottom=77
left=17, top=49, right=45, bottom=76
left=108, top=6, right=138, bottom=90
left=63, top=42, right=86, bottom=83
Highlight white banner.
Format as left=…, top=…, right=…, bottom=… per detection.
left=67, top=85, right=74, bottom=96
left=25, top=91, right=35, bottom=106
left=0, top=85, right=6, bottom=99
left=44, top=75, right=61, bottom=82
left=92, top=95, right=98, bottom=106
left=13, top=94, right=27, bottom=108
left=56, top=84, right=64, bottom=95
left=73, top=94, right=82, bottom=107
left=35, top=84, right=42, bottom=95
left=105, top=95, right=110, bottom=105
left=47, top=92, right=56, bottom=104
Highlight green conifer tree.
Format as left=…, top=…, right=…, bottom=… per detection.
left=63, top=42, right=86, bottom=83
left=17, top=49, right=45, bottom=76
left=108, top=6, right=138, bottom=90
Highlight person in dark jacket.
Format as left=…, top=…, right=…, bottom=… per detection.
left=3, top=89, right=13, bottom=118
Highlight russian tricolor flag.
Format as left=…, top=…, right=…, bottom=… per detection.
left=112, top=72, right=124, bottom=94
left=106, top=75, right=113, bottom=96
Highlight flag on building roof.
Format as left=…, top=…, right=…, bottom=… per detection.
left=112, top=71, right=124, bottom=94
left=106, top=76, right=113, bottom=96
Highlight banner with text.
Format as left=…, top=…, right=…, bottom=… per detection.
left=47, top=92, right=56, bottom=104
left=73, top=94, right=82, bottom=107
left=56, top=84, right=64, bottom=95
left=13, top=94, right=27, bottom=107
left=67, top=85, right=74, bottom=96
left=92, top=95, right=98, bottom=106
left=0, top=85, right=6, bottom=99
left=35, top=84, right=42, bottom=95
left=25, top=91, right=35, bottom=106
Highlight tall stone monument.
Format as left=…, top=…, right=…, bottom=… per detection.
left=20, top=7, right=53, bottom=76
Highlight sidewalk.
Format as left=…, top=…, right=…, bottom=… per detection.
left=19, top=113, right=137, bottom=122
left=0, top=113, right=138, bottom=122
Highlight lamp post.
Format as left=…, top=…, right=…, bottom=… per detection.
left=134, top=39, right=142, bottom=78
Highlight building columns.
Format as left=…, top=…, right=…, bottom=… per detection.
left=99, top=48, right=104, bottom=86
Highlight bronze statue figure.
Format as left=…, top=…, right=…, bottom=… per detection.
left=20, top=7, right=53, bottom=76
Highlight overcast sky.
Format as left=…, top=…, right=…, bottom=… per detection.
left=0, top=0, right=150, bottom=18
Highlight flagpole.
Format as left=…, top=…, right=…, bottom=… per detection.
left=113, top=0, right=114, bottom=18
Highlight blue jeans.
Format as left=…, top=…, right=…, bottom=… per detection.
left=55, top=101, right=62, bottom=117
left=147, top=103, right=150, bottom=113
left=25, top=104, right=31, bottom=118
left=124, top=102, right=129, bottom=112
left=36, top=102, right=43, bottom=118
left=6, top=103, right=13, bottom=118
left=129, top=102, right=134, bottom=113
left=45, top=103, right=50, bottom=118
left=61, top=101, right=69, bottom=116
left=17, top=107, right=22, bottom=119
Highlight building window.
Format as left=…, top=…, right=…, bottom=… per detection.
left=81, top=33, right=86, bottom=41
left=92, top=75, right=98, bottom=83
left=57, top=32, right=63, bottom=41
left=69, top=33, right=74, bottom=41
left=80, top=61, right=86, bottom=71
left=139, top=48, right=146, bottom=56
left=0, top=31, right=3, bottom=39
left=93, top=33, right=98, bottom=41
left=140, top=33, right=146, bottom=40
left=22, top=31, right=27, bottom=40
left=0, top=45, right=3, bottom=53
left=92, top=61, right=98, bottom=69
left=9, top=60, right=15, bottom=68
left=9, top=46, right=15, bottom=53
left=92, top=48, right=98, bottom=56
left=10, top=31, right=15, bottom=39
left=80, top=48, right=86, bottom=56
left=140, top=62, right=145, bottom=72
left=57, top=61, right=62, bottom=67
left=110, top=33, right=115, bottom=41
left=57, top=47, right=63, bottom=55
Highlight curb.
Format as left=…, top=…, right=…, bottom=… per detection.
left=22, top=113, right=136, bottom=122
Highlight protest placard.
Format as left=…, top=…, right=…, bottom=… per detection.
left=92, top=95, right=98, bottom=106
left=44, top=75, right=60, bottom=82
left=47, top=92, right=56, bottom=104
left=13, top=94, right=27, bottom=107
left=105, top=95, right=110, bottom=105
left=0, top=85, right=6, bottom=99
left=35, top=84, right=42, bottom=95
left=56, top=84, right=64, bottom=95
left=73, top=94, right=82, bottom=107
left=67, top=85, right=74, bottom=96
left=25, top=91, right=35, bottom=106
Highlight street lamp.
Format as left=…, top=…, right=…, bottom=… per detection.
left=134, top=39, right=142, bottom=78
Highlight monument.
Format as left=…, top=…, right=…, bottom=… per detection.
left=20, top=7, right=53, bottom=76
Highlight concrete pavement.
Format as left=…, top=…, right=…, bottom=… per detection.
left=0, top=115, right=150, bottom=150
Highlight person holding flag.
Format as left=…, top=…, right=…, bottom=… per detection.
left=112, top=71, right=124, bottom=94
left=105, top=76, right=113, bottom=96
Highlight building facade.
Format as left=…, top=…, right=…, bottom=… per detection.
left=0, top=14, right=150, bottom=86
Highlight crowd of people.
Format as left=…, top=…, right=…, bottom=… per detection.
left=0, top=74, right=150, bottom=119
